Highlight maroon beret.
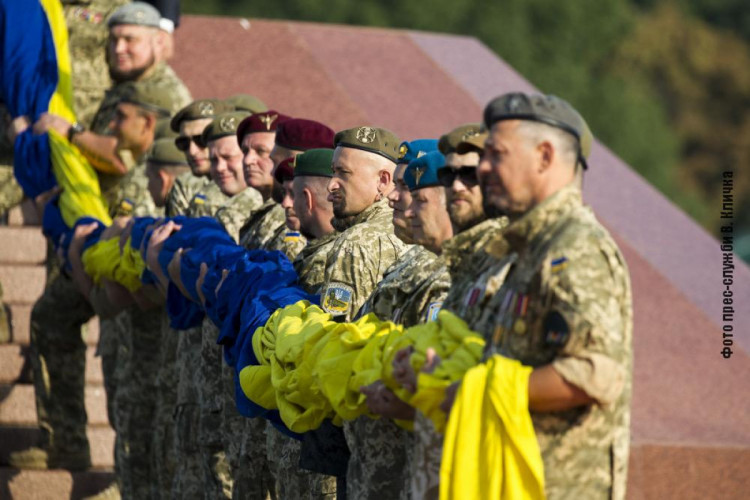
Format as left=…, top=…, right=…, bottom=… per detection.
left=236, top=110, right=292, bottom=143
left=274, top=157, right=295, bottom=183
left=275, top=118, right=334, bottom=151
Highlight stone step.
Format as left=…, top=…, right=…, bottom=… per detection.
left=0, top=266, right=45, bottom=305
left=0, top=467, right=115, bottom=500
left=7, top=305, right=100, bottom=347
left=0, top=227, right=46, bottom=265
left=0, top=345, right=103, bottom=385
left=0, top=384, right=109, bottom=427
left=6, top=199, right=41, bottom=227
left=0, top=426, right=114, bottom=469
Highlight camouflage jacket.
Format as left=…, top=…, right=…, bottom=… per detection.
left=214, top=187, right=264, bottom=242
left=292, top=231, right=338, bottom=294
left=237, top=199, right=286, bottom=250
left=262, top=223, right=308, bottom=261
left=475, top=185, right=633, bottom=500
left=358, top=245, right=450, bottom=327
left=319, top=198, right=410, bottom=321
left=186, top=182, right=229, bottom=218
left=112, top=159, right=164, bottom=219
left=166, top=173, right=209, bottom=217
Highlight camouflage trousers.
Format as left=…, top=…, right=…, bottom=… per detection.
left=171, top=324, right=203, bottom=498
left=29, top=269, right=93, bottom=455
left=343, top=417, right=412, bottom=500
left=231, top=418, right=274, bottom=500
left=0, top=164, right=24, bottom=218
left=150, top=315, right=180, bottom=499
left=410, top=411, right=442, bottom=500
left=113, top=305, right=163, bottom=500
left=266, top=425, right=335, bottom=500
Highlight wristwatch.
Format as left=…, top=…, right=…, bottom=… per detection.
left=68, top=122, right=85, bottom=143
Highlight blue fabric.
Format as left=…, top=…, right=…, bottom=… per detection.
left=396, top=138, right=439, bottom=165
left=0, top=0, right=58, bottom=198
left=404, top=150, right=446, bottom=190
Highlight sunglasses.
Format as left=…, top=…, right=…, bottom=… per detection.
left=437, top=166, right=479, bottom=188
left=175, top=134, right=204, bottom=151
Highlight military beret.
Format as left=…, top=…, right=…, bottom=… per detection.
left=274, top=157, right=295, bottom=183
left=170, top=99, right=235, bottom=132
left=199, top=111, right=251, bottom=147
left=236, top=111, right=292, bottom=143
left=108, top=2, right=162, bottom=29
left=438, top=123, right=487, bottom=155
left=118, top=81, right=171, bottom=117
left=404, top=151, right=446, bottom=191
left=225, top=94, right=269, bottom=114
left=396, top=139, right=439, bottom=165
left=483, top=92, right=593, bottom=168
left=293, top=148, right=334, bottom=179
left=333, top=126, right=400, bottom=164
left=154, top=118, right=178, bottom=140
left=276, top=119, right=335, bottom=152
left=147, top=138, right=189, bottom=167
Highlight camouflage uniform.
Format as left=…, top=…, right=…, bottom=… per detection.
left=264, top=223, right=308, bottom=262
left=214, top=187, right=264, bottom=243
left=292, top=232, right=338, bottom=294
left=187, top=181, right=230, bottom=218
left=0, top=105, right=24, bottom=219
left=345, top=245, right=450, bottom=500
left=237, top=199, right=286, bottom=249
left=166, top=172, right=209, bottom=217
left=473, top=186, right=632, bottom=500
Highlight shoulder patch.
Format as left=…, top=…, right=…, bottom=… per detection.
left=543, top=310, right=570, bottom=347
left=119, top=198, right=134, bottom=213
left=192, top=193, right=206, bottom=205
left=322, top=283, right=354, bottom=317
left=426, top=301, right=443, bottom=322
left=284, top=231, right=302, bottom=243
left=550, top=256, right=568, bottom=273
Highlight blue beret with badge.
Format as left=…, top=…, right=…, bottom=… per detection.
left=396, top=139, right=438, bottom=165
left=404, top=150, right=446, bottom=191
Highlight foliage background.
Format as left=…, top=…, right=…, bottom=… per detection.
left=181, top=0, right=750, bottom=260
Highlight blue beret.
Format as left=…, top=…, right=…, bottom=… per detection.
left=404, top=151, right=446, bottom=191
left=396, top=139, right=439, bottom=165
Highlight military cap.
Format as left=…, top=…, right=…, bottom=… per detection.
left=108, top=2, right=162, bottom=29
left=147, top=138, right=189, bottom=167
left=438, top=123, right=487, bottom=155
left=170, top=99, right=235, bottom=132
left=225, top=94, right=269, bottom=114
left=199, top=111, right=251, bottom=146
left=276, top=119, right=335, bottom=152
left=483, top=92, right=592, bottom=168
left=333, top=126, right=400, bottom=163
left=274, top=157, right=295, bottom=183
left=404, top=151, right=446, bottom=191
left=236, top=111, right=291, bottom=143
left=118, top=82, right=171, bottom=117
left=155, top=118, right=178, bottom=140
left=396, top=139, right=439, bottom=165
left=293, top=148, right=334, bottom=179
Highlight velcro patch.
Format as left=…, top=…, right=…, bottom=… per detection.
left=426, top=301, right=442, bottom=322
left=192, top=194, right=206, bottom=205
left=322, top=283, right=354, bottom=317
left=543, top=310, right=570, bottom=347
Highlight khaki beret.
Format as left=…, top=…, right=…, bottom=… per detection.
left=438, top=123, right=487, bottom=155
left=333, top=126, right=400, bottom=163
left=170, top=99, right=235, bottom=132
left=483, top=92, right=592, bottom=168
left=147, top=138, right=189, bottom=167
left=198, top=111, right=251, bottom=147
left=108, top=2, right=162, bottom=29
left=118, top=81, right=171, bottom=117
left=225, top=94, right=269, bottom=114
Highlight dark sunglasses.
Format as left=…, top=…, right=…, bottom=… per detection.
left=175, top=134, right=204, bottom=151
left=437, top=166, right=479, bottom=188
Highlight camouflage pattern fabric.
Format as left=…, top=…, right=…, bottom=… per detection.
left=214, top=187, right=264, bottom=243
left=292, top=232, right=338, bottom=294
left=166, top=172, right=209, bottom=217
left=186, top=181, right=230, bottom=218
left=263, top=222, right=308, bottom=260
left=237, top=199, right=286, bottom=250
left=0, top=105, right=23, bottom=218
left=473, top=185, right=633, bottom=500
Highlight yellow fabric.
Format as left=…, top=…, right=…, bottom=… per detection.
left=40, top=0, right=111, bottom=226
left=82, top=237, right=142, bottom=292
left=440, top=355, right=545, bottom=500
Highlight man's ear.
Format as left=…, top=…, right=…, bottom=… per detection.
left=377, top=168, right=393, bottom=198
left=537, top=140, right=554, bottom=173
left=303, top=187, right=314, bottom=213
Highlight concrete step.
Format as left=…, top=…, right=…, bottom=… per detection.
left=0, top=266, right=45, bottom=305
left=0, top=426, right=114, bottom=469
left=0, top=227, right=46, bottom=265
left=0, top=384, right=109, bottom=427
left=0, top=467, right=115, bottom=500
left=6, top=199, right=41, bottom=227
left=0, top=345, right=103, bottom=385
left=7, top=305, right=100, bottom=347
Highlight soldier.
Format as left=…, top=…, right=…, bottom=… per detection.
left=224, top=94, right=268, bottom=115
left=447, top=93, right=632, bottom=500
left=168, top=98, right=235, bottom=216
left=145, top=138, right=192, bottom=208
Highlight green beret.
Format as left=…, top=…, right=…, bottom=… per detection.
left=108, top=2, right=162, bottom=29
left=333, top=126, right=400, bottom=163
left=198, top=111, right=251, bottom=147
left=293, top=148, right=334, bottom=178
left=147, top=138, right=189, bottom=167
left=483, top=93, right=593, bottom=168
left=225, top=94, right=269, bottom=114
left=438, top=123, right=487, bottom=155
left=170, top=99, right=235, bottom=132
left=118, top=81, right=171, bottom=117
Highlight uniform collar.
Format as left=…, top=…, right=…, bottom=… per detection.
left=441, top=217, right=507, bottom=267
left=503, top=184, right=582, bottom=252
left=331, top=197, right=391, bottom=232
